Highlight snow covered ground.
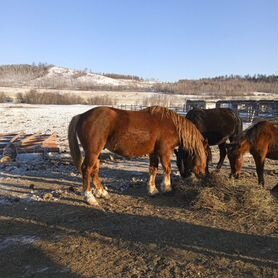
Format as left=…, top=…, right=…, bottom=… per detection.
left=0, top=103, right=253, bottom=152
left=0, top=103, right=96, bottom=151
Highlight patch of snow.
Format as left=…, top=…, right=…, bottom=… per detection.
left=0, top=236, right=38, bottom=251
left=0, top=198, right=13, bottom=205
left=16, top=153, right=44, bottom=163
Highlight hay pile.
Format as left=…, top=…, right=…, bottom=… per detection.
left=177, top=172, right=277, bottom=235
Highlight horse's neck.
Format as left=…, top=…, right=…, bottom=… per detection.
left=240, top=139, right=250, bottom=154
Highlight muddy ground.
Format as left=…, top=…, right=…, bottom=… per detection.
left=0, top=148, right=278, bottom=278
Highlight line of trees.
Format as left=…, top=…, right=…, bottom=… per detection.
left=102, top=73, right=144, bottom=81
left=153, top=74, right=278, bottom=94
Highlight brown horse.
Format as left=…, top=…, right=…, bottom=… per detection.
left=226, top=120, right=278, bottom=186
left=68, top=106, right=209, bottom=205
left=186, top=108, right=242, bottom=169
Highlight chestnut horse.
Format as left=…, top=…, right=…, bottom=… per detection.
left=226, top=120, right=278, bottom=186
left=186, top=108, right=242, bottom=169
left=68, top=106, right=209, bottom=205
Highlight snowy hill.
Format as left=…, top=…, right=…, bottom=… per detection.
left=0, top=65, right=156, bottom=90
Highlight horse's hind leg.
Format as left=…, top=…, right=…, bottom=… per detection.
left=81, top=157, right=98, bottom=206
left=92, top=158, right=109, bottom=199
left=148, top=154, right=159, bottom=196
left=217, top=143, right=226, bottom=169
left=160, top=152, right=172, bottom=193
left=253, top=151, right=266, bottom=186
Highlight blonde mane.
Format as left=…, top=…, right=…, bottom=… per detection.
left=145, top=106, right=206, bottom=160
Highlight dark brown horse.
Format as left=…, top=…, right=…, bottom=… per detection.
left=186, top=108, right=242, bottom=169
left=68, top=106, right=209, bottom=205
left=226, top=120, right=278, bottom=186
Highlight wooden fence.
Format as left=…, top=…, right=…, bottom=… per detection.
left=114, top=100, right=278, bottom=122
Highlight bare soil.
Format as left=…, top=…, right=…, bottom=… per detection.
left=0, top=149, right=278, bottom=278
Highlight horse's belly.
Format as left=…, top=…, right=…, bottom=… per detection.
left=266, top=151, right=278, bottom=160
left=204, top=132, right=227, bottom=145
left=106, top=132, right=154, bottom=157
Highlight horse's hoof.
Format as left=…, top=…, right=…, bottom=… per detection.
left=100, top=190, right=110, bottom=199
left=95, top=189, right=110, bottom=199
left=102, top=190, right=110, bottom=199
left=148, top=188, right=159, bottom=197
left=84, top=191, right=99, bottom=206
left=86, top=196, right=99, bottom=206
left=160, top=181, right=172, bottom=192
left=161, top=186, right=172, bottom=194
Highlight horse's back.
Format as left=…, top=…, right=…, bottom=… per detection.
left=186, top=108, right=239, bottom=130
left=247, top=120, right=278, bottom=141
left=247, top=121, right=278, bottom=159
left=80, top=106, right=117, bottom=121
left=186, top=108, right=241, bottom=145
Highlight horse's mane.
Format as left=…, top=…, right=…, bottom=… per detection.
left=144, top=106, right=206, bottom=159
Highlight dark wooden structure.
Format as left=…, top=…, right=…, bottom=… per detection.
left=185, top=100, right=206, bottom=111
left=216, top=100, right=278, bottom=122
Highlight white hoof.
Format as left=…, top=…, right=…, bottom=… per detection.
left=161, top=176, right=172, bottom=193
left=84, top=191, right=98, bottom=206
left=95, top=188, right=110, bottom=199
left=101, top=189, right=110, bottom=199
left=148, top=187, right=159, bottom=196
left=161, top=183, right=172, bottom=193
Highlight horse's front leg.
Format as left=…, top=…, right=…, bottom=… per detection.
left=217, top=143, right=226, bottom=169
left=92, top=159, right=109, bottom=199
left=81, top=156, right=98, bottom=206
left=148, top=154, right=159, bottom=196
left=253, top=152, right=265, bottom=186
left=160, top=153, right=172, bottom=193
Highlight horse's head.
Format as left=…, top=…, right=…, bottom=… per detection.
left=226, top=142, right=242, bottom=179
left=175, top=147, right=192, bottom=178
left=175, top=140, right=210, bottom=178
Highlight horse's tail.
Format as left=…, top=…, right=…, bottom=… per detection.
left=68, top=114, right=83, bottom=172
left=229, top=110, right=243, bottom=142
left=237, top=112, right=243, bottom=133
left=235, top=113, right=243, bottom=141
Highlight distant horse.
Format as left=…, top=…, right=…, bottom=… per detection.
left=226, top=120, right=278, bottom=186
left=68, top=106, right=209, bottom=205
left=186, top=108, right=242, bottom=169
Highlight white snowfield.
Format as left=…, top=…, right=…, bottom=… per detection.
left=0, top=102, right=263, bottom=145
left=0, top=103, right=96, bottom=151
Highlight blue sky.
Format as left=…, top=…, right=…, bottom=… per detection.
left=0, top=0, right=277, bottom=81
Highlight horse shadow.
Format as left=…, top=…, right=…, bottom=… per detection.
left=0, top=236, right=80, bottom=278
